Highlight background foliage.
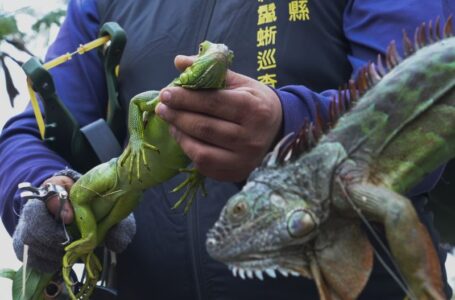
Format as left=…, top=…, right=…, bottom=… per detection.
left=0, top=6, right=66, bottom=106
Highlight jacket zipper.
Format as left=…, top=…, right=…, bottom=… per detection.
left=189, top=198, right=202, bottom=300
left=189, top=1, right=217, bottom=298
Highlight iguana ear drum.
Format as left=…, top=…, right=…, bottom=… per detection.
left=228, top=198, right=250, bottom=223
left=287, top=209, right=316, bottom=238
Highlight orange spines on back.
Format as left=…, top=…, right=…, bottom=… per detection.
left=268, top=16, right=454, bottom=167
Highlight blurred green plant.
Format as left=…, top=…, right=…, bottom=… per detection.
left=0, top=8, right=66, bottom=107
left=32, top=9, right=66, bottom=32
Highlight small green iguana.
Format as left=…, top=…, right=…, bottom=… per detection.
left=1, top=41, right=233, bottom=300
left=62, top=40, right=233, bottom=299
left=206, top=20, right=454, bottom=300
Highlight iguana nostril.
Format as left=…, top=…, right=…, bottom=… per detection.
left=206, top=237, right=218, bottom=252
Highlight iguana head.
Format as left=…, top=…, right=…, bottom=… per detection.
left=205, top=111, right=349, bottom=279
left=204, top=132, right=350, bottom=278
left=206, top=163, right=321, bottom=279
left=176, top=40, right=234, bottom=88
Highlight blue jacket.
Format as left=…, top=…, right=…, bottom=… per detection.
left=0, top=0, right=453, bottom=298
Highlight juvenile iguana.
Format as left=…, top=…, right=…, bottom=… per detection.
left=206, top=20, right=454, bottom=300
left=0, top=41, right=233, bottom=300
left=62, top=40, right=233, bottom=299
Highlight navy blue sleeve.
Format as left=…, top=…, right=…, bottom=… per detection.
left=0, top=0, right=105, bottom=235
left=275, top=0, right=449, bottom=195
left=277, top=0, right=446, bottom=136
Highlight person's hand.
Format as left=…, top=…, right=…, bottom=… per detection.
left=155, top=55, right=283, bottom=182
left=42, top=174, right=136, bottom=252
left=12, top=174, right=137, bottom=273
left=13, top=197, right=69, bottom=273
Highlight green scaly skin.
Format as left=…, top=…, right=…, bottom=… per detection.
left=61, top=41, right=233, bottom=300
left=206, top=35, right=455, bottom=299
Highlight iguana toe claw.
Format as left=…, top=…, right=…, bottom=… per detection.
left=119, top=147, right=131, bottom=167
left=84, top=252, right=102, bottom=279
left=136, top=154, right=141, bottom=179
left=62, top=252, right=102, bottom=300
left=64, top=234, right=96, bottom=254
left=122, top=140, right=160, bottom=182
left=141, top=148, right=148, bottom=166
left=171, top=168, right=206, bottom=212
left=144, top=142, right=159, bottom=153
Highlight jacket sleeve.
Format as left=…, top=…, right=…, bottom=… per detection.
left=274, top=0, right=447, bottom=195
left=276, top=0, right=446, bottom=136
left=0, top=0, right=105, bottom=235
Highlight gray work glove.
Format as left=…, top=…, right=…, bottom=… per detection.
left=13, top=198, right=136, bottom=273
left=104, top=213, right=136, bottom=253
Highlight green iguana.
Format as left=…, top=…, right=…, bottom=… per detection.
left=206, top=20, right=454, bottom=300
left=1, top=41, right=233, bottom=300
left=62, top=40, right=233, bottom=299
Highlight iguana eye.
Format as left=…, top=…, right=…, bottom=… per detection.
left=198, top=41, right=210, bottom=54
left=287, top=209, right=316, bottom=238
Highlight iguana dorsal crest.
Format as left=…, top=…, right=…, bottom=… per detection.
left=262, top=16, right=454, bottom=169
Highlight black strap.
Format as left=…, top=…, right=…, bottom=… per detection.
left=81, top=119, right=123, bottom=162
left=22, top=22, right=127, bottom=172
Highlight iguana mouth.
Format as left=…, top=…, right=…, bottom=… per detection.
left=221, top=244, right=309, bottom=280
left=227, top=263, right=301, bottom=280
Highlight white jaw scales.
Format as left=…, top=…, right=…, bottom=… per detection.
left=228, top=265, right=300, bottom=280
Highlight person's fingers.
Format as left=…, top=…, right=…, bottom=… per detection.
left=158, top=88, right=252, bottom=124
left=170, top=127, right=255, bottom=181
left=158, top=60, right=282, bottom=182
left=46, top=195, right=74, bottom=224
left=174, top=55, right=196, bottom=72
left=157, top=104, right=244, bottom=150
left=42, top=176, right=75, bottom=224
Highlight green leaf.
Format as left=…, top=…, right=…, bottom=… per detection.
left=31, top=10, right=66, bottom=33
left=0, top=54, right=20, bottom=107
left=12, top=266, right=53, bottom=300
left=0, top=14, right=20, bottom=40
left=0, top=268, right=16, bottom=280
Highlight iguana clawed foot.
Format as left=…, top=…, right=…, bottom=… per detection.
left=63, top=250, right=102, bottom=300
left=62, top=234, right=102, bottom=300
left=120, top=139, right=159, bottom=182
left=172, top=168, right=207, bottom=213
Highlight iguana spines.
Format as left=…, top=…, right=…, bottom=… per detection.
left=265, top=16, right=455, bottom=168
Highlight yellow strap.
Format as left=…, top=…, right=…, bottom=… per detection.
left=42, top=36, right=110, bottom=70
left=27, top=79, right=46, bottom=139
left=27, top=36, right=111, bottom=139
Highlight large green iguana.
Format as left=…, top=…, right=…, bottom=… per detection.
left=1, top=41, right=233, bottom=300
left=206, top=20, right=454, bottom=300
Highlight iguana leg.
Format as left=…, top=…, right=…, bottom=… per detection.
left=346, top=183, right=444, bottom=300
left=95, top=190, right=142, bottom=246
left=63, top=161, right=117, bottom=297
left=172, top=168, right=206, bottom=213
left=119, top=91, right=160, bottom=182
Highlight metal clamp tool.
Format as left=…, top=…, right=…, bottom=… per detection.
left=18, top=182, right=68, bottom=203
